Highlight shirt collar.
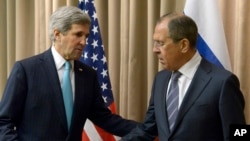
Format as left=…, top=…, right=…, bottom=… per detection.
left=51, top=46, right=74, bottom=70
left=178, top=51, right=202, bottom=80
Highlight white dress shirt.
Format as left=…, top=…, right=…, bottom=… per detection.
left=51, top=46, right=75, bottom=100
left=167, top=51, right=202, bottom=108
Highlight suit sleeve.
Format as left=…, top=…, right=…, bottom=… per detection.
left=0, top=62, right=27, bottom=141
left=219, top=74, right=245, bottom=141
left=121, top=77, right=158, bottom=141
left=121, top=100, right=157, bottom=141
left=87, top=72, right=140, bottom=137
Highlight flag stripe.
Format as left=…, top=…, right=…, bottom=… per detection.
left=184, top=0, right=231, bottom=70
left=82, top=127, right=90, bottom=141
left=109, top=102, right=116, bottom=114
left=196, top=34, right=223, bottom=68
left=94, top=125, right=116, bottom=141
left=83, top=119, right=103, bottom=141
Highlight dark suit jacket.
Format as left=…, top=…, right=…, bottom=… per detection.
left=122, top=59, right=245, bottom=141
left=0, top=48, right=138, bottom=141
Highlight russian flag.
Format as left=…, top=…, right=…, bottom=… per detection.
left=184, top=0, right=231, bottom=71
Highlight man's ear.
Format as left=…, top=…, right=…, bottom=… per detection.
left=179, top=38, right=190, bottom=53
left=54, top=29, right=61, bottom=41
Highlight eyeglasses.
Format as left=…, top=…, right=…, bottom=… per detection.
left=154, top=41, right=165, bottom=48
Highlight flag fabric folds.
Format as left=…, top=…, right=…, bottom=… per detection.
left=184, top=0, right=231, bottom=71
left=78, top=0, right=118, bottom=140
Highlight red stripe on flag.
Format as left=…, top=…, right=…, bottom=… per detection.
left=94, top=125, right=116, bottom=141
left=82, top=130, right=90, bottom=141
left=109, top=102, right=116, bottom=114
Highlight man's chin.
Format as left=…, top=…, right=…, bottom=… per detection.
left=72, top=53, right=82, bottom=60
left=159, top=63, right=167, bottom=70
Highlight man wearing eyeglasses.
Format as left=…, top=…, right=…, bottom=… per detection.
left=121, top=12, right=245, bottom=141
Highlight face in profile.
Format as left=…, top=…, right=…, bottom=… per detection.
left=54, top=23, right=90, bottom=60
left=153, top=19, right=183, bottom=71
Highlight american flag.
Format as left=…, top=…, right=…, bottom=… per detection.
left=78, top=0, right=119, bottom=140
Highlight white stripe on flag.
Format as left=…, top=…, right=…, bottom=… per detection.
left=114, top=136, right=121, bottom=140
left=84, top=119, right=102, bottom=141
left=184, top=0, right=231, bottom=71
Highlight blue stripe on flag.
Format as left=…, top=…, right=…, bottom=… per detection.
left=196, top=34, right=224, bottom=68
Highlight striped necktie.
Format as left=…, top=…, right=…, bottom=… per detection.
left=167, top=71, right=181, bottom=131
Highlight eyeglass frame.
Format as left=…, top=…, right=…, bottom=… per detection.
left=153, top=41, right=166, bottom=48
left=153, top=37, right=184, bottom=48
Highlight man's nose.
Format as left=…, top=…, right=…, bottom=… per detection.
left=153, top=45, right=160, bottom=53
left=80, top=37, right=87, bottom=45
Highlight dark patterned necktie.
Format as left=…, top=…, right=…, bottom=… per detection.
left=167, top=71, right=181, bottom=131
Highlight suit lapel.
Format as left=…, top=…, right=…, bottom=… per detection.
left=171, top=59, right=212, bottom=134
left=72, top=61, right=85, bottom=120
left=157, top=71, right=172, bottom=134
left=42, top=49, right=68, bottom=132
left=71, top=61, right=90, bottom=128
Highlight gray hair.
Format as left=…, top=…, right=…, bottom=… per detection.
left=157, top=12, right=198, bottom=48
left=49, top=6, right=91, bottom=42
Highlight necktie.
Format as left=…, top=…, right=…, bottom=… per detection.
left=167, top=71, right=181, bottom=131
left=62, top=61, right=73, bottom=130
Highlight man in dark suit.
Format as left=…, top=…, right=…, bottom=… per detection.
left=121, top=12, right=245, bottom=141
left=0, top=6, right=138, bottom=141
